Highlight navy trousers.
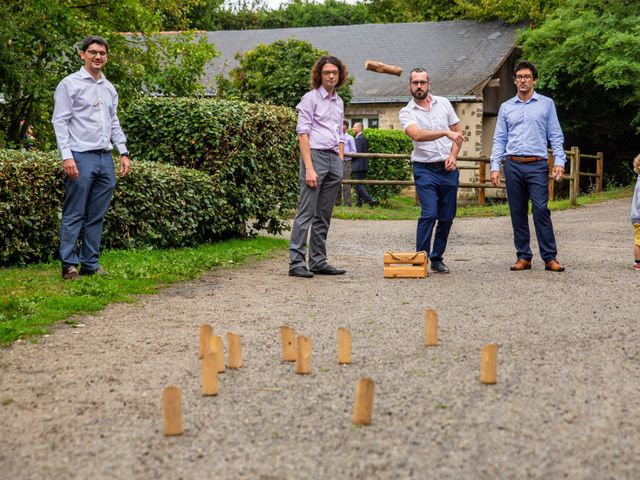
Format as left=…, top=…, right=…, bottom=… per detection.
left=504, top=160, right=558, bottom=262
left=413, top=162, right=459, bottom=262
left=60, top=150, right=116, bottom=270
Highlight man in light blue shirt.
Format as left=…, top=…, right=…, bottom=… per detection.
left=52, top=35, right=131, bottom=280
left=490, top=60, right=566, bottom=272
left=339, top=120, right=355, bottom=206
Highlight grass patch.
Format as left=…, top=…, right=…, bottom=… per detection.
left=332, top=186, right=634, bottom=220
left=0, top=236, right=288, bottom=345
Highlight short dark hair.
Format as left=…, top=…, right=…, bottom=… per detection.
left=343, top=120, right=349, bottom=127
left=409, top=67, right=428, bottom=80
left=310, top=56, right=348, bottom=90
left=81, top=35, right=109, bottom=53
left=513, top=60, right=538, bottom=80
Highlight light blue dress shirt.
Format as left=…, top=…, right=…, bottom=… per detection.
left=490, top=91, right=566, bottom=172
left=52, top=67, right=127, bottom=161
left=342, top=132, right=356, bottom=159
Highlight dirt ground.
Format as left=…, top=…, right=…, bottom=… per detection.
left=1, top=198, right=639, bottom=479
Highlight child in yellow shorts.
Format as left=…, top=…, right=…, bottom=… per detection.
left=632, top=154, right=640, bottom=270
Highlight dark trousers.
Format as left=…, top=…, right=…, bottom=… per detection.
left=504, top=160, right=558, bottom=262
left=413, top=162, right=458, bottom=261
left=60, top=150, right=117, bottom=270
left=353, top=170, right=374, bottom=206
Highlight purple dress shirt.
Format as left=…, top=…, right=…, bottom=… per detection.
left=295, top=86, right=344, bottom=153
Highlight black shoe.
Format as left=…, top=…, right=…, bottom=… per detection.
left=310, top=264, right=346, bottom=275
left=289, top=266, right=314, bottom=278
left=368, top=199, right=379, bottom=207
left=430, top=260, right=450, bottom=274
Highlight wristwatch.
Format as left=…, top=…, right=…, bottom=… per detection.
left=120, top=152, right=130, bottom=158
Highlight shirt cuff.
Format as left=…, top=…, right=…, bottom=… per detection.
left=61, top=148, right=73, bottom=161
left=115, top=144, right=128, bottom=155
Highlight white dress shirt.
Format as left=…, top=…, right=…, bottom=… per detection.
left=52, top=67, right=127, bottom=160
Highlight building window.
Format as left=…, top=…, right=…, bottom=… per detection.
left=347, top=117, right=379, bottom=129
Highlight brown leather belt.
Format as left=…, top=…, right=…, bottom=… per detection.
left=507, top=155, right=545, bottom=163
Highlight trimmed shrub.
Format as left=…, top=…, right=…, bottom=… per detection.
left=0, top=150, right=244, bottom=266
left=123, top=97, right=300, bottom=234
left=360, top=129, right=413, bottom=201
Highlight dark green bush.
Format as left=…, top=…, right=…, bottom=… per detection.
left=360, top=129, right=413, bottom=201
left=123, top=97, right=299, bottom=234
left=0, top=150, right=245, bottom=266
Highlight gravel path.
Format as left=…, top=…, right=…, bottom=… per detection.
left=1, top=198, right=639, bottom=479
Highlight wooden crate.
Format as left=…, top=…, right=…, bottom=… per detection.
left=383, top=251, right=428, bottom=278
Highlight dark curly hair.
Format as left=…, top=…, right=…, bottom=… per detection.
left=310, top=56, right=348, bottom=90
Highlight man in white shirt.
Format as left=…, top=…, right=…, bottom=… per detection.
left=52, top=35, right=131, bottom=280
left=399, top=68, right=464, bottom=273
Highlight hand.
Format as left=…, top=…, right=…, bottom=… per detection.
left=490, top=171, right=501, bottom=187
left=119, top=155, right=131, bottom=177
left=63, top=158, right=79, bottom=181
left=552, top=166, right=564, bottom=182
left=444, top=154, right=457, bottom=171
left=306, top=168, right=318, bottom=188
left=446, top=130, right=464, bottom=147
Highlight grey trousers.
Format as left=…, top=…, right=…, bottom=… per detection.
left=289, top=149, right=343, bottom=269
left=337, top=159, right=352, bottom=206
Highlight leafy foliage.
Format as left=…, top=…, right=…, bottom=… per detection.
left=0, top=148, right=284, bottom=266
left=360, top=129, right=414, bottom=201
left=123, top=97, right=300, bottom=234
left=519, top=0, right=640, bottom=154
left=0, top=0, right=218, bottom=149
left=221, top=38, right=352, bottom=108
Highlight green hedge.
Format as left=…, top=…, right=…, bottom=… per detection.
left=0, top=150, right=243, bottom=266
left=359, top=129, right=413, bottom=201
left=123, top=97, right=299, bottom=234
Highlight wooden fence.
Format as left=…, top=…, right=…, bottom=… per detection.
left=343, top=147, right=604, bottom=206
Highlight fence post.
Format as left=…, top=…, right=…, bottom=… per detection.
left=596, top=151, right=604, bottom=193
left=570, top=146, right=580, bottom=206
left=548, top=152, right=555, bottom=200
left=478, top=161, right=486, bottom=206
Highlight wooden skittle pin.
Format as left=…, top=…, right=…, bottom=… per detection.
left=208, top=335, right=225, bottom=373
left=227, top=332, right=243, bottom=369
left=424, top=308, right=438, bottom=346
left=280, top=325, right=297, bottom=362
left=162, top=385, right=183, bottom=435
left=295, top=335, right=311, bottom=374
left=480, top=343, right=497, bottom=384
left=201, top=353, right=219, bottom=396
left=198, top=324, right=214, bottom=359
left=337, top=327, right=352, bottom=365
left=352, top=378, right=374, bottom=426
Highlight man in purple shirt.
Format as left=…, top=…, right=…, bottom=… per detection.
left=289, top=56, right=348, bottom=278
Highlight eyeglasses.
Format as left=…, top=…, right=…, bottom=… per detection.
left=322, top=70, right=339, bottom=76
left=410, top=80, right=429, bottom=86
left=515, top=74, right=533, bottom=81
left=86, top=50, right=108, bottom=57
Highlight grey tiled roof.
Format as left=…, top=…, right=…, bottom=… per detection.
left=204, top=20, right=521, bottom=103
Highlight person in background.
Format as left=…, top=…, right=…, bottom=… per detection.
left=52, top=35, right=131, bottom=280
left=338, top=120, right=355, bottom=206
left=631, top=153, right=640, bottom=271
left=351, top=122, right=377, bottom=207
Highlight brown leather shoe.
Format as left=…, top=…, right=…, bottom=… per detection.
left=510, top=259, right=532, bottom=271
left=544, top=259, right=565, bottom=272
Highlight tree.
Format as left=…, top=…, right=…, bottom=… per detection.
left=221, top=38, right=352, bottom=108
left=519, top=0, right=640, bottom=160
left=0, top=0, right=218, bottom=150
